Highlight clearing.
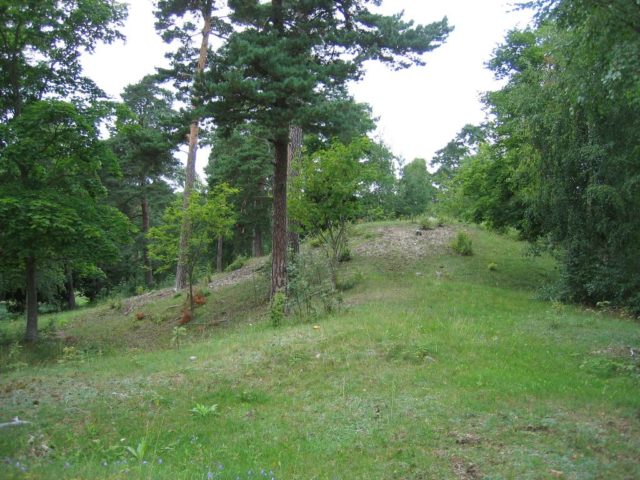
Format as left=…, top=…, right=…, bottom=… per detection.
left=1, top=221, right=639, bottom=479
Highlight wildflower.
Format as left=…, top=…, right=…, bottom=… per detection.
left=102, top=460, right=108, bottom=467
left=157, top=458, right=163, bottom=465
left=207, top=471, right=214, bottom=480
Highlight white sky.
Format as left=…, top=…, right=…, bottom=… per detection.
left=82, top=0, right=533, bottom=171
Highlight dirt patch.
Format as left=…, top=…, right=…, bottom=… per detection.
left=122, top=288, right=175, bottom=315
left=353, top=225, right=455, bottom=260
left=451, top=457, right=482, bottom=480
left=208, top=258, right=266, bottom=292
left=119, top=259, right=267, bottom=314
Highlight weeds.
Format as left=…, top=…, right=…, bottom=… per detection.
left=225, top=254, right=249, bottom=272
left=190, top=403, right=219, bottom=417
left=451, top=231, right=473, bottom=256
left=170, top=326, right=187, bottom=348
left=270, top=292, right=286, bottom=327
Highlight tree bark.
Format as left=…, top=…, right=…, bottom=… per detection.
left=25, top=256, right=38, bottom=343
left=271, top=138, right=289, bottom=297
left=216, top=236, right=223, bottom=273
left=141, top=189, right=153, bottom=288
left=175, top=11, right=212, bottom=290
left=252, top=226, right=263, bottom=257
left=65, top=264, right=76, bottom=310
left=287, top=125, right=303, bottom=254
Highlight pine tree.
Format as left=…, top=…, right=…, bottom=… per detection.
left=154, top=0, right=227, bottom=289
left=207, top=0, right=452, bottom=296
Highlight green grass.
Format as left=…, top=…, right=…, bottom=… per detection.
left=1, top=222, right=639, bottom=479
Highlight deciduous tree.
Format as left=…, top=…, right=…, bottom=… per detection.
left=0, top=101, right=131, bottom=342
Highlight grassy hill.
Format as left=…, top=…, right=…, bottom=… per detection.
left=1, top=222, right=639, bottom=479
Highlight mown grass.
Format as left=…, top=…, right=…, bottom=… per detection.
left=1, top=221, right=639, bottom=479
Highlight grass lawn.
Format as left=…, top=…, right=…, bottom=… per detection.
left=1, top=222, right=638, bottom=479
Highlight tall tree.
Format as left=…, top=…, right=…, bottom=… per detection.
left=207, top=0, right=452, bottom=296
left=205, top=124, right=273, bottom=264
left=430, top=123, right=487, bottom=190
left=455, top=0, right=640, bottom=314
left=0, top=101, right=131, bottom=342
left=154, top=0, right=226, bottom=290
left=396, top=158, right=435, bottom=218
left=107, top=76, right=180, bottom=288
left=0, top=0, right=128, bottom=341
left=0, top=0, right=127, bottom=121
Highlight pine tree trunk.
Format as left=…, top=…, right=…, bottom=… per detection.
left=65, top=264, right=76, bottom=310
left=25, top=256, right=38, bottom=343
left=271, top=138, right=289, bottom=297
left=252, top=226, right=263, bottom=257
left=216, top=236, right=223, bottom=273
left=287, top=125, right=303, bottom=254
left=175, top=11, right=212, bottom=290
left=141, top=190, right=153, bottom=288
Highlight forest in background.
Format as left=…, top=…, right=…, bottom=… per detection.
left=1, top=0, right=639, bottom=344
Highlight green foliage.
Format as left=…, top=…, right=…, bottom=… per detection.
left=225, top=255, right=249, bottom=272
left=207, top=2, right=452, bottom=140
left=0, top=0, right=127, bottom=122
left=336, top=271, right=364, bottom=292
left=442, top=1, right=640, bottom=315
left=430, top=124, right=487, bottom=189
left=290, top=138, right=373, bottom=287
left=488, top=262, right=498, bottom=271
left=338, top=248, right=352, bottom=263
left=190, top=403, right=219, bottom=418
left=0, top=100, right=133, bottom=340
left=287, top=250, right=337, bottom=319
left=206, top=125, right=273, bottom=261
left=396, top=158, right=436, bottom=217
left=309, top=237, right=322, bottom=248
left=148, top=185, right=237, bottom=311
left=269, top=292, right=286, bottom=327
left=170, top=326, right=187, bottom=348
left=418, top=215, right=442, bottom=231
left=2, top=223, right=639, bottom=479
left=451, top=232, right=474, bottom=256
left=124, top=439, right=149, bottom=462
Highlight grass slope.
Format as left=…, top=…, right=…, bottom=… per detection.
left=1, top=222, right=639, bottom=479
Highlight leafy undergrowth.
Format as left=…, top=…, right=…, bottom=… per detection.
left=1, top=222, right=639, bottom=479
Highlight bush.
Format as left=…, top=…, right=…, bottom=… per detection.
left=270, top=291, right=286, bottom=327
left=487, top=262, right=498, bottom=271
left=309, top=236, right=322, bottom=248
left=451, top=232, right=473, bottom=256
left=287, top=250, right=339, bottom=319
left=338, top=248, right=352, bottom=263
left=418, top=215, right=441, bottom=230
left=336, top=271, right=364, bottom=291
left=225, top=255, right=248, bottom=272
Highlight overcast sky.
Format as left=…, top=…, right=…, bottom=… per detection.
left=82, top=0, right=533, bottom=171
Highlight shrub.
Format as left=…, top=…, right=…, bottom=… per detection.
left=451, top=232, right=473, bottom=256
left=287, top=250, right=338, bottom=319
left=418, top=215, right=441, bottom=230
left=270, top=291, right=286, bottom=327
left=338, top=248, right=352, bottom=263
left=487, top=262, right=498, bottom=271
left=336, top=271, right=364, bottom=291
left=225, top=254, right=248, bottom=272
left=309, top=236, right=322, bottom=248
